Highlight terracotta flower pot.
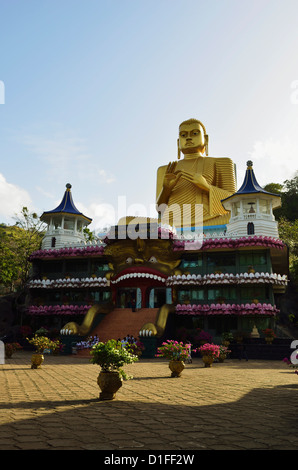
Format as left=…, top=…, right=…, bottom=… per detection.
left=202, top=355, right=214, bottom=367
left=169, top=360, right=185, bottom=377
left=97, top=371, right=123, bottom=400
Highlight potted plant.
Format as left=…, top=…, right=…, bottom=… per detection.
left=155, top=340, right=191, bottom=377
left=283, top=357, right=298, bottom=375
left=218, top=345, right=231, bottom=362
left=196, top=343, right=220, bottom=367
left=125, top=340, right=145, bottom=357
left=90, top=339, right=139, bottom=400
left=262, top=328, right=276, bottom=344
left=51, top=338, right=64, bottom=355
left=4, top=342, right=22, bottom=359
left=27, top=335, right=58, bottom=368
left=221, top=332, right=233, bottom=346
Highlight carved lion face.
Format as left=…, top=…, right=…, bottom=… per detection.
left=104, top=238, right=181, bottom=281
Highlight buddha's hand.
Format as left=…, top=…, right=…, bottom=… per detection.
left=162, top=162, right=182, bottom=191
left=176, top=170, right=210, bottom=192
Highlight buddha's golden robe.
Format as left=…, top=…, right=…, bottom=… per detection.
left=156, top=156, right=236, bottom=228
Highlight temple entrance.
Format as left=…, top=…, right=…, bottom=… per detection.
left=117, top=288, right=142, bottom=309
left=148, top=288, right=171, bottom=308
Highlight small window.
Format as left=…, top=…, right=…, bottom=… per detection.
left=247, top=222, right=254, bottom=235
left=51, top=237, right=56, bottom=247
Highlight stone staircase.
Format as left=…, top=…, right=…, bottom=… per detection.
left=89, top=307, right=159, bottom=343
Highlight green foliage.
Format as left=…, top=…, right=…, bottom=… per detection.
left=265, top=173, right=298, bottom=221
left=83, top=227, right=96, bottom=241
left=264, top=175, right=298, bottom=283
left=278, top=217, right=298, bottom=282
left=0, top=207, right=46, bottom=291
left=27, top=335, right=60, bottom=353
left=90, top=339, right=139, bottom=378
left=263, top=182, right=284, bottom=194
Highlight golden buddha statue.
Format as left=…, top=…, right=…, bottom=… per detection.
left=156, top=118, right=237, bottom=229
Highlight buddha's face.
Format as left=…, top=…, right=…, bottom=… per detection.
left=179, top=122, right=206, bottom=155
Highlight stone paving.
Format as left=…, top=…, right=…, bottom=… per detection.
left=0, top=351, right=298, bottom=451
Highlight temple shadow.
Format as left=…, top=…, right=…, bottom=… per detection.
left=1, top=378, right=298, bottom=451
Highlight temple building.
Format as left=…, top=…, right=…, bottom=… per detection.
left=26, top=119, right=289, bottom=355
left=40, top=183, right=92, bottom=249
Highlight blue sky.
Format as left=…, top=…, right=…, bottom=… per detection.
left=1, top=0, right=298, bottom=231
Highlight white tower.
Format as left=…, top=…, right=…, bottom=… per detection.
left=221, top=161, right=281, bottom=238
left=40, top=183, right=92, bottom=249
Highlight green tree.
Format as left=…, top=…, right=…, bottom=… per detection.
left=0, top=207, right=46, bottom=292
left=263, top=182, right=284, bottom=194
left=280, top=174, right=298, bottom=221
left=278, top=217, right=298, bottom=282
left=264, top=174, right=298, bottom=221
left=83, top=226, right=96, bottom=242
left=0, top=228, right=19, bottom=291
left=13, top=207, right=46, bottom=286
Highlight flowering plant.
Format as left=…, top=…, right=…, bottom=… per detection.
left=125, top=341, right=145, bottom=356
left=283, top=357, right=298, bottom=375
left=27, top=335, right=60, bottom=353
left=262, top=328, right=276, bottom=338
left=5, top=342, right=22, bottom=357
left=90, top=339, right=139, bottom=379
left=218, top=345, right=231, bottom=356
left=196, top=343, right=220, bottom=359
left=156, top=340, right=191, bottom=361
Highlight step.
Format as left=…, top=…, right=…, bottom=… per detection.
left=90, top=307, right=159, bottom=343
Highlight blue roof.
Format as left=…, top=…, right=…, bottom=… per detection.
left=222, top=161, right=281, bottom=203
left=41, top=184, right=92, bottom=222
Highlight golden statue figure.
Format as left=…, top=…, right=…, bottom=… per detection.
left=156, top=119, right=237, bottom=228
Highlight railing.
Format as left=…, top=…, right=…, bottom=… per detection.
left=232, top=213, right=275, bottom=222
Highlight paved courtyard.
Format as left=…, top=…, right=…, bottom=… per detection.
left=0, top=351, right=297, bottom=451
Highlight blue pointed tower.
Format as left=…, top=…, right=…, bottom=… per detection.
left=221, top=161, right=281, bottom=237
left=40, top=183, right=92, bottom=249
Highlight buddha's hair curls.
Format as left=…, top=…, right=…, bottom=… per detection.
left=179, top=118, right=207, bottom=135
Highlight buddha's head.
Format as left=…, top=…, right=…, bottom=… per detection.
left=178, top=118, right=208, bottom=157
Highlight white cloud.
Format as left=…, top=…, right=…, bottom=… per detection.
left=0, top=174, right=32, bottom=222
left=75, top=201, right=118, bottom=232
left=247, top=135, right=298, bottom=186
